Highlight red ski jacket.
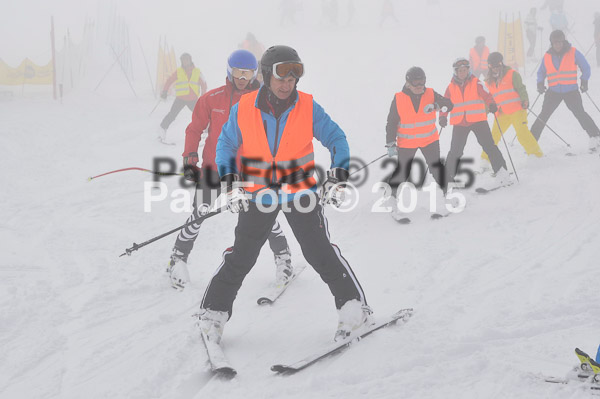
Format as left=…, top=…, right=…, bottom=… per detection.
left=183, top=78, right=259, bottom=169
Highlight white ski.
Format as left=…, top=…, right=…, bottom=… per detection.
left=200, top=331, right=237, bottom=378
left=257, top=264, right=307, bottom=305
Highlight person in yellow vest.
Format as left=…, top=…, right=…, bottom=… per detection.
left=441, top=58, right=510, bottom=186
left=531, top=30, right=600, bottom=151
left=197, top=45, right=372, bottom=345
left=385, top=66, right=453, bottom=196
left=470, top=36, right=489, bottom=79
left=482, top=52, right=543, bottom=159
left=158, top=53, right=207, bottom=143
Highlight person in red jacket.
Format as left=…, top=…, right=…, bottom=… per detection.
left=158, top=53, right=207, bottom=143
left=167, top=50, right=293, bottom=291
left=441, top=58, right=509, bottom=185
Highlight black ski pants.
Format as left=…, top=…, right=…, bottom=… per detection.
left=445, top=121, right=507, bottom=182
left=174, top=168, right=288, bottom=258
left=160, top=98, right=196, bottom=130
left=530, top=89, right=600, bottom=141
left=201, top=193, right=367, bottom=317
left=390, top=141, right=445, bottom=193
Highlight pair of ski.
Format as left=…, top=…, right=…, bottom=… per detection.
left=201, top=308, right=414, bottom=378
left=392, top=213, right=448, bottom=225
left=544, top=348, right=600, bottom=391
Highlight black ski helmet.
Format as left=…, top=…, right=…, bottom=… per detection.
left=405, top=66, right=426, bottom=83
left=260, top=45, right=302, bottom=87
left=487, top=52, right=504, bottom=67
left=549, top=29, right=565, bottom=43
left=180, top=53, right=192, bottom=63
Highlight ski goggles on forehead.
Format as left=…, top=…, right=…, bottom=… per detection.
left=454, top=60, right=470, bottom=69
left=272, top=62, right=304, bottom=79
left=231, top=67, right=256, bottom=80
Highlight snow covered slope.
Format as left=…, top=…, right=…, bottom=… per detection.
left=1, top=1, right=600, bottom=398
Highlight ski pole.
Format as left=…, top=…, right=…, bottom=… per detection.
left=149, top=98, right=162, bottom=116
left=120, top=208, right=223, bottom=257
left=349, top=153, right=387, bottom=177
left=494, top=115, right=519, bottom=183
left=511, top=93, right=542, bottom=145
left=418, top=126, right=444, bottom=188
left=584, top=42, right=596, bottom=57
left=527, top=108, right=571, bottom=147
left=88, top=167, right=183, bottom=181
left=585, top=92, right=600, bottom=114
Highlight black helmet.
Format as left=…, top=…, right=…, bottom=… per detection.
left=180, top=53, right=192, bottom=62
left=549, top=29, right=565, bottom=43
left=260, top=45, right=302, bottom=87
left=405, top=66, right=426, bottom=83
left=487, top=52, right=504, bottom=67
left=475, top=36, right=485, bottom=45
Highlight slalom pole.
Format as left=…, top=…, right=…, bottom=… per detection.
left=120, top=208, right=223, bottom=257
left=494, top=115, right=520, bottom=182
left=88, top=167, right=183, bottom=181
left=138, top=37, right=156, bottom=98
left=511, top=93, right=541, bottom=145
left=94, top=46, right=128, bottom=92
left=527, top=108, right=571, bottom=147
left=584, top=42, right=596, bottom=57
left=585, top=92, right=600, bottom=114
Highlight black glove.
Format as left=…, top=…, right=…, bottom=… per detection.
left=488, top=103, right=498, bottom=113
left=581, top=80, right=588, bottom=93
left=537, top=82, right=546, bottom=94
left=439, top=115, right=448, bottom=127
left=161, top=91, right=168, bottom=100
left=444, top=101, right=454, bottom=112
left=320, top=168, right=349, bottom=207
left=183, top=152, right=200, bottom=182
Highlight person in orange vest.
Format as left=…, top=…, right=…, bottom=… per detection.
left=482, top=52, right=543, bottom=159
left=531, top=30, right=600, bottom=151
left=158, top=53, right=207, bottom=143
left=441, top=58, right=510, bottom=186
left=197, top=45, right=372, bottom=345
left=385, top=66, right=453, bottom=195
left=470, top=36, right=489, bottom=79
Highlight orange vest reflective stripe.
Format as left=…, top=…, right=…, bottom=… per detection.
left=485, top=69, right=522, bottom=114
left=470, top=46, right=489, bottom=70
left=395, top=88, right=439, bottom=148
left=447, top=77, right=487, bottom=125
left=544, top=47, right=578, bottom=87
left=237, top=91, right=317, bottom=194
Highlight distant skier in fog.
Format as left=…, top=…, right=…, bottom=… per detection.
left=380, top=0, right=399, bottom=27
left=525, top=8, right=539, bottom=59
left=594, top=12, right=600, bottom=67
left=470, top=36, right=489, bottom=79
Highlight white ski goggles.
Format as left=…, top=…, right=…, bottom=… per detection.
left=231, top=67, right=256, bottom=80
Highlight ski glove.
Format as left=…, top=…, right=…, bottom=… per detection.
left=220, top=173, right=249, bottom=213
left=386, top=142, right=397, bottom=157
left=488, top=103, right=498, bottom=113
left=320, top=168, right=349, bottom=208
left=521, top=100, right=529, bottom=110
left=183, top=152, right=200, bottom=182
left=537, top=82, right=546, bottom=94
left=161, top=91, right=168, bottom=100
left=580, top=80, right=588, bottom=93
left=438, top=115, right=448, bottom=128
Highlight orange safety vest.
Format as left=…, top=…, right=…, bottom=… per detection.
left=543, top=47, right=578, bottom=87
left=447, top=77, right=487, bottom=125
left=395, top=88, right=439, bottom=148
left=237, top=91, right=317, bottom=194
left=485, top=69, right=522, bottom=115
left=470, top=46, right=489, bottom=71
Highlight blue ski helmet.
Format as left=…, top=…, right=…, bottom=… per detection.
left=227, top=49, right=258, bottom=82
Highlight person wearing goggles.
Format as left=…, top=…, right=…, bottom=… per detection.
left=530, top=29, right=600, bottom=151
left=483, top=52, right=543, bottom=159
left=167, top=49, right=294, bottom=291
left=385, top=66, right=453, bottom=216
left=441, top=58, right=510, bottom=188
left=199, top=45, right=372, bottom=345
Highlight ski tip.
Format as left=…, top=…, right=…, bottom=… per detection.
left=271, top=364, right=295, bottom=374
left=394, top=217, right=411, bottom=224
left=257, top=297, right=273, bottom=305
left=214, top=367, right=237, bottom=379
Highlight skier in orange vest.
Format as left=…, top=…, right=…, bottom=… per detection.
left=441, top=58, right=509, bottom=186
left=385, top=66, right=453, bottom=195
left=470, top=36, right=489, bottom=79
left=483, top=52, right=543, bottom=159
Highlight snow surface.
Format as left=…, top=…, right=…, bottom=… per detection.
left=1, top=0, right=600, bottom=398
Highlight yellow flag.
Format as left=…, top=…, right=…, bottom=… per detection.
left=0, top=58, right=54, bottom=85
